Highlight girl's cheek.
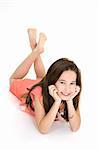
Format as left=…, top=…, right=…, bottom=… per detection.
left=55, top=83, right=65, bottom=92
left=57, top=87, right=64, bottom=95
left=56, top=85, right=62, bottom=91
left=72, top=87, right=76, bottom=93
left=55, top=84, right=60, bottom=90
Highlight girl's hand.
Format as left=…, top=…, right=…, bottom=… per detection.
left=48, top=85, right=61, bottom=101
left=65, top=85, right=80, bottom=102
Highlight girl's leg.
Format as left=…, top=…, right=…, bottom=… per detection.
left=34, top=55, right=46, bottom=78
left=10, top=31, right=46, bottom=84
left=28, top=29, right=46, bottom=78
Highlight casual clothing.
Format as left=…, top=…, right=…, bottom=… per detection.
left=9, top=78, right=42, bottom=116
left=9, top=78, right=64, bottom=121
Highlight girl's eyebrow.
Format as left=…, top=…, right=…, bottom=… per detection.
left=71, top=81, right=76, bottom=83
left=59, top=79, right=76, bottom=83
left=59, top=79, right=66, bottom=81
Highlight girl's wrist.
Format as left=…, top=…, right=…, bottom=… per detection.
left=55, top=99, right=62, bottom=103
left=66, top=99, right=73, bottom=105
left=68, top=114, right=74, bottom=119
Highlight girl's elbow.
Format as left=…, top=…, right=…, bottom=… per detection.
left=37, top=123, right=49, bottom=134
left=38, top=127, right=49, bottom=134
left=71, top=127, right=80, bottom=132
left=39, top=130, right=48, bottom=134
left=71, top=124, right=81, bottom=132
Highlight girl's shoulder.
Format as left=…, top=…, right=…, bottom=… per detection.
left=30, top=78, right=43, bottom=103
left=9, top=78, right=42, bottom=99
left=30, top=85, right=42, bottom=101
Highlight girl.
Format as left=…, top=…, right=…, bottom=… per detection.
left=9, top=28, right=82, bottom=134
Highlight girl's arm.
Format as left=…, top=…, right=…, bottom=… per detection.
left=34, top=95, right=61, bottom=134
left=67, top=100, right=81, bottom=132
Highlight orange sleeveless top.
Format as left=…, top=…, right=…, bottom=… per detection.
left=9, top=78, right=42, bottom=116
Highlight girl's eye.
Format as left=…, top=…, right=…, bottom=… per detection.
left=60, top=81, right=65, bottom=84
left=70, top=82, right=76, bottom=85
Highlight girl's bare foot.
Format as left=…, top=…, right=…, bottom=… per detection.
left=36, top=32, right=47, bottom=53
left=28, top=28, right=37, bottom=50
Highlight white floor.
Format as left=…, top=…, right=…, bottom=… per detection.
left=0, top=81, right=98, bottom=150
left=0, top=0, right=99, bottom=150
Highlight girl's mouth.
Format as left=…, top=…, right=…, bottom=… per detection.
left=61, top=92, right=71, bottom=97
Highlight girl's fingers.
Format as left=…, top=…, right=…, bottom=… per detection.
left=75, top=86, right=80, bottom=95
left=50, top=88, right=57, bottom=96
left=48, top=85, right=57, bottom=93
left=71, top=86, right=80, bottom=99
left=48, top=85, right=59, bottom=99
left=48, top=85, right=56, bottom=90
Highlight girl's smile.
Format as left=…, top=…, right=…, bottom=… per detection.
left=60, top=92, right=72, bottom=96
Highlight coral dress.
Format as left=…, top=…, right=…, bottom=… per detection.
left=9, top=78, right=42, bottom=116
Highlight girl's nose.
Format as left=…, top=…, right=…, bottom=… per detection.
left=64, top=85, right=71, bottom=92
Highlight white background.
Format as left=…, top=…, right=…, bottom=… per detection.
left=0, top=0, right=99, bottom=150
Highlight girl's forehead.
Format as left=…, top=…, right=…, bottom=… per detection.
left=59, top=70, right=77, bottom=80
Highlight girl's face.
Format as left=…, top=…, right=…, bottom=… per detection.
left=55, top=70, right=77, bottom=100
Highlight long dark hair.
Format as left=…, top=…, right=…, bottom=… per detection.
left=23, top=58, right=82, bottom=121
